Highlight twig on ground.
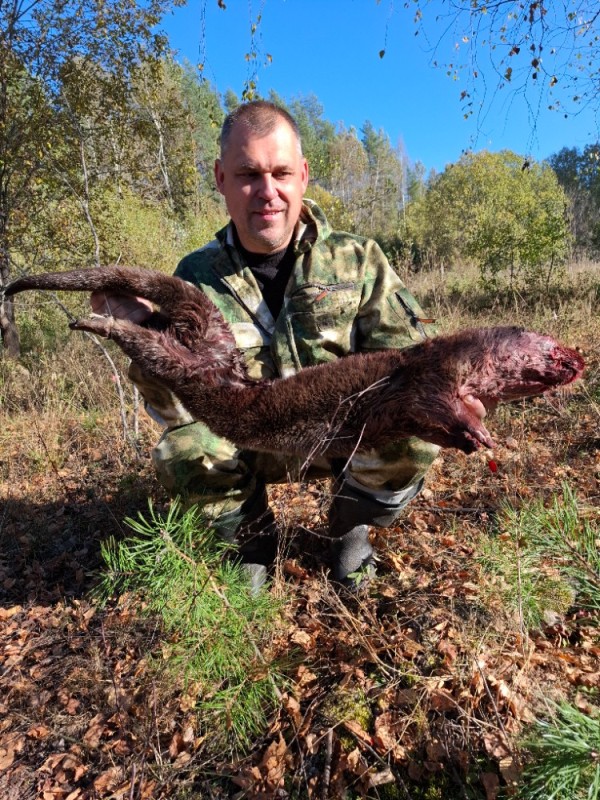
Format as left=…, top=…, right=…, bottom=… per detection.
left=321, top=727, right=333, bottom=800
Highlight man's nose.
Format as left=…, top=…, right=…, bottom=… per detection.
left=256, top=173, right=278, bottom=200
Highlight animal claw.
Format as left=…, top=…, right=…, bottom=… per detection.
left=473, top=428, right=495, bottom=448
left=69, top=314, right=114, bottom=338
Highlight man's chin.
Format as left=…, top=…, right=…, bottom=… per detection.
left=248, top=226, right=291, bottom=253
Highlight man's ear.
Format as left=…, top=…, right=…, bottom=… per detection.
left=214, top=159, right=225, bottom=195
left=301, top=158, right=309, bottom=192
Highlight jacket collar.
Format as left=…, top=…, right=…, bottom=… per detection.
left=210, top=201, right=330, bottom=335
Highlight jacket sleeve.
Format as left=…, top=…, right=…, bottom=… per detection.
left=355, top=240, right=437, bottom=352
left=128, top=361, right=195, bottom=428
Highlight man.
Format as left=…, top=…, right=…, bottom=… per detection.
left=92, top=100, right=440, bottom=591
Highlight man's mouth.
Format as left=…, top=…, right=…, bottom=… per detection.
left=254, top=208, right=284, bottom=219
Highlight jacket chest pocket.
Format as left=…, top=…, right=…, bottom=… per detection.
left=287, top=283, right=358, bottom=336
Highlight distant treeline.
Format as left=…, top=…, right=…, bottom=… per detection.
left=2, top=0, right=599, bottom=356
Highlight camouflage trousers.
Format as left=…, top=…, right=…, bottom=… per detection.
left=152, top=420, right=440, bottom=522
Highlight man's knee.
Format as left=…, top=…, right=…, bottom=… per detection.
left=344, top=437, right=440, bottom=494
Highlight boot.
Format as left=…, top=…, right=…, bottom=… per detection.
left=328, top=477, right=424, bottom=588
left=211, top=482, right=277, bottom=594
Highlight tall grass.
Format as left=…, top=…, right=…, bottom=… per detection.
left=401, top=258, right=600, bottom=338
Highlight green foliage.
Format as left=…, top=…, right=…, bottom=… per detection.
left=89, top=188, right=203, bottom=271
left=14, top=185, right=225, bottom=301
left=549, top=144, right=600, bottom=257
left=479, top=484, right=599, bottom=629
left=95, top=500, right=286, bottom=752
left=16, top=187, right=189, bottom=274
left=178, top=199, right=228, bottom=254
left=519, top=703, right=600, bottom=800
left=406, top=160, right=428, bottom=203
left=178, top=63, right=224, bottom=192
left=321, top=686, right=373, bottom=730
left=15, top=297, right=80, bottom=356
left=0, top=0, right=176, bottom=231
left=126, top=60, right=224, bottom=215
left=515, top=484, right=600, bottom=615
left=325, top=122, right=408, bottom=243
left=0, top=0, right=182, bottom=355
left=304, top=184, right=355, bottom=233
left=357, top=121, right=406, bottom=240
left=288, top=94, right=337, bottom=184
left=328, top=127, right=370, bottom=221
left=406, top=151, right=570, bottom=289
left=0, top=51, right=58, bottom=232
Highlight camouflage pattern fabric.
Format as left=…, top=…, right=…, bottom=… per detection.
left=131, top=201, right=440, bottom=517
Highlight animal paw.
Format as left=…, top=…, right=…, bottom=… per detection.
left=69, top=314, right=114, bottom=338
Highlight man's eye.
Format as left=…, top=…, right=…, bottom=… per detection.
left=275, top=171, right=292, bottom=179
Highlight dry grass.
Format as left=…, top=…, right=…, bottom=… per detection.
left=402, top=259, right=600, bottom=345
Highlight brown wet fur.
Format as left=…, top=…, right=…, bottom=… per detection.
left=5, top=266, right=585, bottom=458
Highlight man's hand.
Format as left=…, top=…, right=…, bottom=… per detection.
left=463, top=393, right=497, bottom=419
left=90, top=291, right=153, bottom=324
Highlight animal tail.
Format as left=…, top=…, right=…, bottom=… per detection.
left=5, top=266, right=207, bottom=316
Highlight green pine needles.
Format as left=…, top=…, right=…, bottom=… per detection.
left=479, top=486, right=600, bottom=798
left=479, top=483, right=600, bottom=630
left=519, top=702, right=600, bottom=800
left=95, top=500, right=286, bottom=751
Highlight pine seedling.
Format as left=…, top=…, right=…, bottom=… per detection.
left=478, top=482, right=599, bottom=630
left=95, top=499, right=286, bottom=751
left=519, top=483, right=600, bottom=615
left=518, top=702, right=600, bottom=800
left=479, top=525, right=575, bottom=631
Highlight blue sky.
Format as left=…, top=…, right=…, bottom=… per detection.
left=163, top=0, right=600, bottom=174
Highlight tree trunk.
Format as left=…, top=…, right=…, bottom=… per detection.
left=0, top=227, right=20, bottom=359
left=0, top=299, right=20, bottom=358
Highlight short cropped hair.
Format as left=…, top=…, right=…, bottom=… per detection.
left=219, top=100, right=303, bottom=157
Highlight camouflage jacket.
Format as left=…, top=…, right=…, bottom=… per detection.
left=131, top=200, right=436, bottom=428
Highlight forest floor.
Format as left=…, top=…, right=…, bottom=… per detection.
left=1, top=268, right=599, bottom=799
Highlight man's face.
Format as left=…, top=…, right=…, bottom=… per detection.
left=214, top=120, right=309, bottom=254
